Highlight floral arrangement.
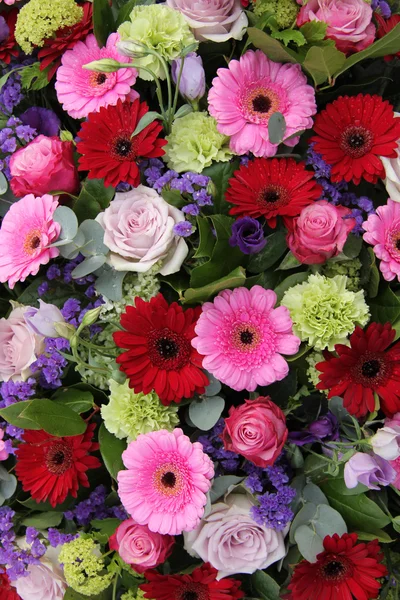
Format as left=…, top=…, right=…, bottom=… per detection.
left=1, top=0, right=400, bottom=599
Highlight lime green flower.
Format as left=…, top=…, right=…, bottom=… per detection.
left=121, top=590, right=145, bottom=600
left=321, top=258, right=362, bottom=292
left=117, top=5, right=196, bottom=80
left=281, top=273, right=369, bottom=351
left=15, top=0, right=83, bottom=54
left=254, top=0, right=299, bottom=29
left=165, top=112, right=233, bottom=173
left=59, top=537, right=113, bottom=597
left=306, top=351, right=325, bottom=388
left=101, top=379, right=179, bottom=442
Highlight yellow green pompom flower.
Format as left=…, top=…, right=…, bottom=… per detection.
left=15, top=0, right=83, bottom=54
left=121, top=590, right=145, bottom=600
left=101, top=379, right=179, bottom=442
left=254, top=0, right=299, bottom=29
left=281, top=273, right=369, bottom=351
left=165, top=112, right=233, bottom=173
left=117, top=5, right=197, bottom=80
left=59, top=537, right=113, bottom=597
left=321, top=258, right=362, bottom=292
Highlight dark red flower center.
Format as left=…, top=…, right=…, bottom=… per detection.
left=354, top=351, right=390, bottom=386
left=161, top=471, right=176, bottom=488
left=361, top=359, right=381, bottom=378
left=258, top=184, right=289, bottom=211
left=240, top=329, right=254, bottom=345
left=110, top=131, right=137, bottom=161
left=148, top=328, right=191, bottom=371
left=319, top=555, right=352, bottom=583
left=45, top=441, right=73, bottom=475
left=252, top=94, right=271, bottom=114
left=177, top=583, right=210, bottom=600
left=340, top=125, right=374, bottom=158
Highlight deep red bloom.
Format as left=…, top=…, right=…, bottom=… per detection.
left=77, top=99, right=167, bottom=188
left=0, top=10, right=18, bottom=65
left=0, top=573, right=21, bottom=600
left=140, top=563, right=245, bottom=600
left=287, top=533, right=387, bottom=600
left=113, top=294, right=209, bottom=405
left=226, top=158, right=322, bottom=228
left=316, top=322, right=400, bottom=418
left=38, top=2, right=93, bottom=80
left=15, top=423, right=101, bottom=507
left=311, top=94, right=400, bottom=185
left=375, top=13, right=400, bottom=61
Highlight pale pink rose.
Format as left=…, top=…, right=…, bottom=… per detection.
left=14, top=545, right=66, bottom=600
left=0, top=428, right=9, bottom=461
left=166, top=0, right=248, bottom=43
left=0, top=306, right=44, bottom=382
left=97, top=185, right=188, bottom=275
left=297, top=0, right=375, bottom=54
left=10, top=135, right=79, bottom=198
left=287, top=200, right=355, bottom=265
left=109, top=519, right=174, bottom=573
left=371, top=421, right=400, bottom=461
left=222, top=396, right=287, bottom=468
left=183, top=493, right=285, bottom=579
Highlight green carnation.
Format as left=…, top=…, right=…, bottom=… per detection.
left=15, top=0, right=83, bottom=54
left=254, top=0, right=299, bottom=29
left=321, top=258, right=362, bottom=292
left=281, top=273, right=370, bottom=351
left=59, top=537, right=113, bottom=597
left=101, top=379, right=179, bottom=442
left=165, top=112, right=233, bottom=173
left=117, top=5, right=196, bottom=80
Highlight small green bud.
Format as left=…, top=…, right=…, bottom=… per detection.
left=83, top=58, right=122, bottom=73
left=80, top=307, right=102, bottom=328
left=53, top=322, right=76, bottom=341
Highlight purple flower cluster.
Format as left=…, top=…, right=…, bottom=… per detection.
left=47, top=528, right=78, bottom=548
left=30, top=337, right=70, bottom=389
left=307, top=146, right=375, bottom=234
left=38, top=255, right=100, bottom=298
left=64, top=485, right=127, bottom=526
left=371, top=0, right=391, bottom=17
left=0, top=380, right=36, bottom=451
left=198, top=419, right=241, bottom=474
left=0, top=116, right=36, bottom=179
left=289, top=411, right=339, bottom=446
left=0, top=58, right=34, bottom=115
left=0, top=508, right=46, bottom=581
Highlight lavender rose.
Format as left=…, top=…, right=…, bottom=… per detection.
left=97, top=185, right=188, bottom=275
left=344, top=452, right=395, bottom=490
left=166, top=0, right=248, bottom=43
left=183, top=493, right=285, bottom=578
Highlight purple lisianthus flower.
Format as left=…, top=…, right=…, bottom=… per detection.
left=344, top=452, right=395, bottom=490
left=229, top=216, right=267, bottom=255
left=0, top=16, right=9, bottom=44
left=171, top=53, right=206, bottom=102
left=24, top=300, right=66, bottom=338
left=20, top=107, right=61, bottom=137
left=289, top=412, right=339, bottom=446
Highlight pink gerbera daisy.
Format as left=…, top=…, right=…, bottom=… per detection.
left=363, top=199, right=400, bottom=282
left=117, top=428, right=214, bottom=536
left=207, top=49, right=316, bottom=157
left=55, top=33, right=138, bottom=119
left=192, top=286, right=301, bottom=391
left=0, top=194, right=60, bottom=289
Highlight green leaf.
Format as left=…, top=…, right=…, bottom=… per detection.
left=93, top=0, right=116, bottom=47
left=277, top=251, right=302, bottom=271
left=22, top=511, right=63, bottom=528
left=274, top=271, right=309, bottom=303
left=20, top=62, right=50, bottom=91
left=52, top=388, right=94, bottom=414
left=202, top=159, right=240, bottom=215
left=194, top=217, right=215, bottom=259
left=72, top=255, right=106, bottom=278
left=300, top=22, right=327, bottom=44
left=369, top=285, right=400, bottom=325
left=116, top=0, right=136, bottom=27
left=251, top=570, right=280, bottom=600
left=0, top=399, right=86, bottom=437
left=356, top=529, right=394, bottom=543
left=161, top=189, right=186, bottom=209
left=131, top=111, right=162, bottom=137
left=290, top=502, right=318, bottom=543
left=295, top=524, right=324, bottom=562
left=188, top=396, right=225, bottom=431
left=342, top=233, right=362, bottom=259
left=210, top=475, right=244, bottom=503
left=91, top=518, right=121, bottom=537
left=78, top=219, right=109, bottom=257
left=183, top=266, right=246, bottom=304
left=73, top=179, right=115, bottom=223
left=99, top=423, right=127, bottom=480
left=268, top=112, right=286, bottom=144
left=304, top=454, right=329, bottom=482
left=302, top=45, right=346, bottom=86
left=247, top=231, right=287, bottom=274
left=0, top=171, right=8, bottom=195
left=302, top=482, right=329, bottom=506
left=174, top=104, right=193, bottom=119
left=272, top=29, right=307, bottom=47
left=247, top=27, right=300, bottom=64
left=63, top=587, right=111, bottom=600
left=95, top=267, right=127, bottom=301
left=53, top=206, right=79, bottom=241
left=18, top=496, right=73, bottom=512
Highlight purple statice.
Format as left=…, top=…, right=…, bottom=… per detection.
left=61, top=298, right=81, bottom=326
left=198, top=419, right=241, bottom=475
left=371, top=0, right=391, bottom=17
left=38, top=281, right=49, bottom=296
left=30, top=337, right=70, bottom=389
left=0, top=379, right=36, bottom=409
left=193, top=188, right=213, bottom=207
left=182, top=203, right=200, bottom=216
left=248, top=462, right=296, bottom=531
left=0, top=507, right=42, bottom=581
left=173, top=221, right=194, bottom=237
left=47, top=528, right=78, bottom=548
left=0, top=58, right=35, bottom=116
left=64, top=485, right=127, bottom=526
left=0, top=117, right=36, bottom=180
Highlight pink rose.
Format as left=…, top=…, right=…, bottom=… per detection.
left=183, top=493, right=285, bottom=578
left=286, top=200, right=355, bottom=265
left=297, top=0, right=375, bottom=54
left=222, top=396, right=287, bottom=468
left=0, top=428, right=9, bottom=461
left=166, top=0, right=248, bottom=43
left=0, top=306, right=44, bottom=382
left=10, top=135, right=79, bottom=198
left=109, top=519, right=174, bottom=573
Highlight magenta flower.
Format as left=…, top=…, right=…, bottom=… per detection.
left=208, top=50, right=316, bottom=157
left=363, top=199, right=400, bottom=282
left=192, top=286, right=301, bottom=391
left=117, top=429, right=214, bottom=536
left=0, top=194, right=61, bottom=289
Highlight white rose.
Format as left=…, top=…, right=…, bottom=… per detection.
left=381, top=112, right=400, bottom=202
left=14, top=546, right=67, bottom=600
left=97, top=185, right=188, bottom=275
left=370, top=426, right=400, bottom=460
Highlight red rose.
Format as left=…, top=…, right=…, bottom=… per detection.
left=222, top=396, right=287, bottom=467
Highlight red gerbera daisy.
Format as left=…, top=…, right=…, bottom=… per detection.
left=0, top=10, right=18, bottom=65
left=140, top=563, right=245, bottom=600
left=77, top=99, right=167, bottom=188
left=375, top=13, right=400, bottom=61
left=311, top=94, right=400, bottom=185
left=0, top=573, right=21, bottom=600
left=15, top=423, right=101, bottom=507
left=38, top=2, right=93, bottom=80
left=316, top=322, right=400, bottom=418
left=113, top=294, right=209, bottom=405
left=226, top=158, right=322, bottom=228
left=287, top=533, right=387, bottom=600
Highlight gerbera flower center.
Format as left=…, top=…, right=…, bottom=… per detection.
left=361, top=359, right=381, bottom=378
left=177, top=583, right=209, bottom=600
left=148, top=327, right=191, bottom=371
left=23, top=229, right=42, bottom=255
left=232, top=323, right=261, bottom=353
left=45, top=440, right=73, bottom=475
left=252, top=94, right=271, bottom=113
left=242, top=85, right=280, bottom=125
left=89, top=72, right=108, bottom=87
left=153, top=462, right=184, bottom=497
left=109, top=130, right=138, bottom=162
left=354, top=351, right=390, bottom=386
left=340, top=125, right=374, bottom=158
left=258, top=184, right=290, bottom=211
left=319, top=555, right=352, bottom=582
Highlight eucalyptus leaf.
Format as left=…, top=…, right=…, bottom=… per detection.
left=289, top=502, right=317, bottom=543
left=0, top=473, right=17, bottom=500
left=78, top=220, right=108, bottom=257
left=204, top=372, right=222, bottom=397
left=342, top=233, right=362, bottom=259
left=53, top=206, right=79, bottom=241
left=268, top=112, right=286, bottom=144
left=188, top=396, right=225, bottom=431
left=210, top=475, right=244, bottom=503
left=131, top=111, right=162, bottom=137
left=0, top=171, right=8, bottom=195
left=294, top=524, right=324, bottom=562
left=174, top=104, right=194, bottom=119
left=72, top=255, right=107, bottom=279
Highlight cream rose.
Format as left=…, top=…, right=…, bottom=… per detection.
left=14, top=546, right=67, bottom=600
left=97, top=185, right=188, bottom=274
